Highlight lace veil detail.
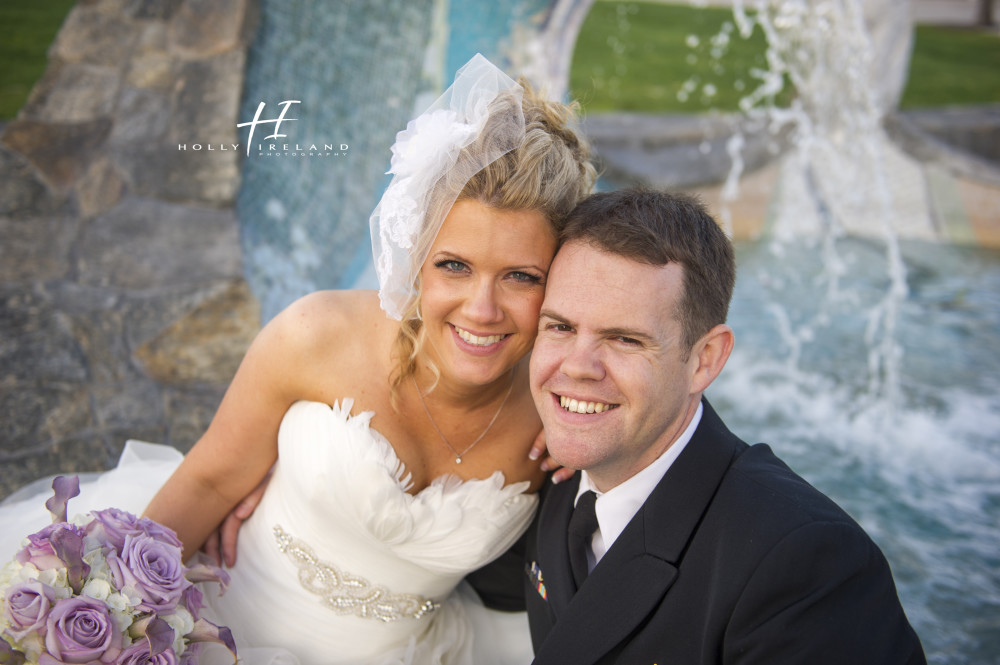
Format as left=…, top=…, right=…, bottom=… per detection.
left=369, top=53, right=526, bottom=320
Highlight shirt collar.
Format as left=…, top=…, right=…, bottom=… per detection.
left=575, top=400, right=703, bottom=564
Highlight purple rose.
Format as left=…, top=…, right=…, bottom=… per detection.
left=115, top=642, right=178, bottom=665
left=87, top=511, right=182, bottom=554
left=3, top=581, right=56, bottom=641
left=16, top=524, right=85, bottom=572
left=107, top=534, right=190, bottom=613
left=39, top=597, right=121, bottom=665
left=86, top=509, right=141, bottom=553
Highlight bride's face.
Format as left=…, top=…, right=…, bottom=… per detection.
left=419, top=198, right=557, bottom=389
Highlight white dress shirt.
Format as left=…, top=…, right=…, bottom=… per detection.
left=574, top=401, right=703, bottom=572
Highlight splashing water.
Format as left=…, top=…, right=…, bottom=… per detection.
left=698, top=1, right=1000, bottom=661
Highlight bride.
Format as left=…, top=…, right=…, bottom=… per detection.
left=1, top=54, right=594, bottom=664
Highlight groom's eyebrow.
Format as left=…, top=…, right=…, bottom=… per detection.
left=538, top=310, right=570, bottom=325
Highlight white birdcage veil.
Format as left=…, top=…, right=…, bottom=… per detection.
left=369, top=53, right=526, bottom=320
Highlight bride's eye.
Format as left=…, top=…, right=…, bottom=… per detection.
left=436, top=259, right=468, bottom=273
left=509, top=271, right=542, bottom=284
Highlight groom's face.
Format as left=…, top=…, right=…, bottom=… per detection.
left=529, top=241, right=701, bottom=491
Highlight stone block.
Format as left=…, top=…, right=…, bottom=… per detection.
left=168, top=0, right=253, bottom=58
left=0, top=435, right=112, bottom=502
left=50, top=5, right=139, bottom=67
left=162, top=385, right=226, bottom=452
left=2, top=118, right=112, bottom=191
left=0, top=144, right=68, bottom=217
left=0, top=288, right=89, bottom=384
left=125, top=51, right=176, bottom=91
left=75, top=197, right=243, bottom=290
left=135, top=279, right=258, bottom=385
left=74, top=157, right=126, bottom=219
left=0, top=381, right=92, bottom=455
left=127, top=0, right=184, bottom=21
left=111, top=143, right=240, bottom=205
left=65, top=309, right=140, bottom=384
left=90, top=380, right=164, bottom=429
left=41, top=282, right=122, bottom=315
left=170, top=51, right=245, bottom=144
left=111, top=87, right=171, bottom=144
left=0, top=216, right=80, bottom=283
left=122, top=282, right=232, bottom=350
left=19, top=61, right=119, bottom=124
left=102, top=424, right=171, bottom=460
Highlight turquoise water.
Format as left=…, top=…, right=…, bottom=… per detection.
left=711, top=239, right=1000, bottom=664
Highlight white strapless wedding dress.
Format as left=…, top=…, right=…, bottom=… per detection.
left=0, top=400, right=538, bottom=665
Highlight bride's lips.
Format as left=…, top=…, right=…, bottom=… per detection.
left=450, top=324, right=512, bottom=355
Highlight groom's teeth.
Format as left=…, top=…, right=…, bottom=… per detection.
left=559, top=395, right=616, bottom=414
left=456, top=327, right=505, bottom=346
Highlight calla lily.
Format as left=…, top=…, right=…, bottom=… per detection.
left=183, top=559, right=231, bottom=595
left=0, top=639, right=26, bottom=665
left=45, top=476, right=80, bottom=524
left=130, top=616, right=175, bottom=656
left=185, top=618, right=237, bottom=663
left=50, top=527, right=90, bottom=594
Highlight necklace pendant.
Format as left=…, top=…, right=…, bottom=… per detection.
left=455, top=457, right=462, bottom=464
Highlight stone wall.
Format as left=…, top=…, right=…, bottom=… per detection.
left=0, top=0, right=260, bottom=499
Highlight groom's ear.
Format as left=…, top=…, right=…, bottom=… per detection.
left=689, top=324, right=734, bottom=395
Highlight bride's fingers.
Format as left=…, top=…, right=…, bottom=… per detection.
left=220, top=512, right=243, bottom=568
left=543, top=457, right=577, bottom=485
left=220, top=476, right=270, bottom=566
left=528, top=429, right=546, bottom=461
left=202, top=530, right=223, bottom=567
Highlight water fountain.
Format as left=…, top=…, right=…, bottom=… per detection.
left=691, top=2, right=1000, bottom=662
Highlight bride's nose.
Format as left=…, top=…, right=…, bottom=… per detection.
left=461, top=278, right=504, bottom=324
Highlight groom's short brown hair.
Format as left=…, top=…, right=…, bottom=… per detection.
left=560, top=187, right=735, bottom=351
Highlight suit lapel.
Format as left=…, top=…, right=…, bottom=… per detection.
left=535, top=474, right=579, bottom=615
left=532, top=400, right=744, bottom=665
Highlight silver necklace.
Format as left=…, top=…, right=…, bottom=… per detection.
left=412, top=366, right=516, bottom=464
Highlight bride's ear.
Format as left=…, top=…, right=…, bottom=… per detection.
left=689, top=324, right=734, bottom=395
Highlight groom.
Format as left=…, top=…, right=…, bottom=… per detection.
left=515, top=187, right=925, bottom=664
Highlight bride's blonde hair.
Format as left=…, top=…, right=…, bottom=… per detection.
left=389, top=80, right=596, bottom=405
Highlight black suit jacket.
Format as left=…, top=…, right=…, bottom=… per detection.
left=522, top=400, right=925, bottom=665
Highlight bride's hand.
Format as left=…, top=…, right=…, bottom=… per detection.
left=201, top=471, right=272, bottom=567
left=528, top=429, right=576, bottom=484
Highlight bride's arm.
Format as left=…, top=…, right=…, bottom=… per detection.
left=143, top=291, right=348, bottom=561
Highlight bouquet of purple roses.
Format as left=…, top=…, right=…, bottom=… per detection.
left=0, top=477, right=236, bottom=665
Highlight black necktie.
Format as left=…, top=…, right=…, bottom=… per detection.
left=567, top=490, right=599, bottom=590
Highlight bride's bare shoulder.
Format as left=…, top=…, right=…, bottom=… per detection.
left=266, top=290, right=394, bottom=357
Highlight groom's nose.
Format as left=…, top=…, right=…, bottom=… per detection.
left=559, top=336, right=606, bottom=383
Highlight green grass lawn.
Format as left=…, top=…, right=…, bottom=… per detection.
left=902, top=24, right=1000, bottom=109
left=1, top=0, right=998, bottom=121
left=570, top=0, right=1000, bottom=114
left=0, top=1, right=76, bottom=120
